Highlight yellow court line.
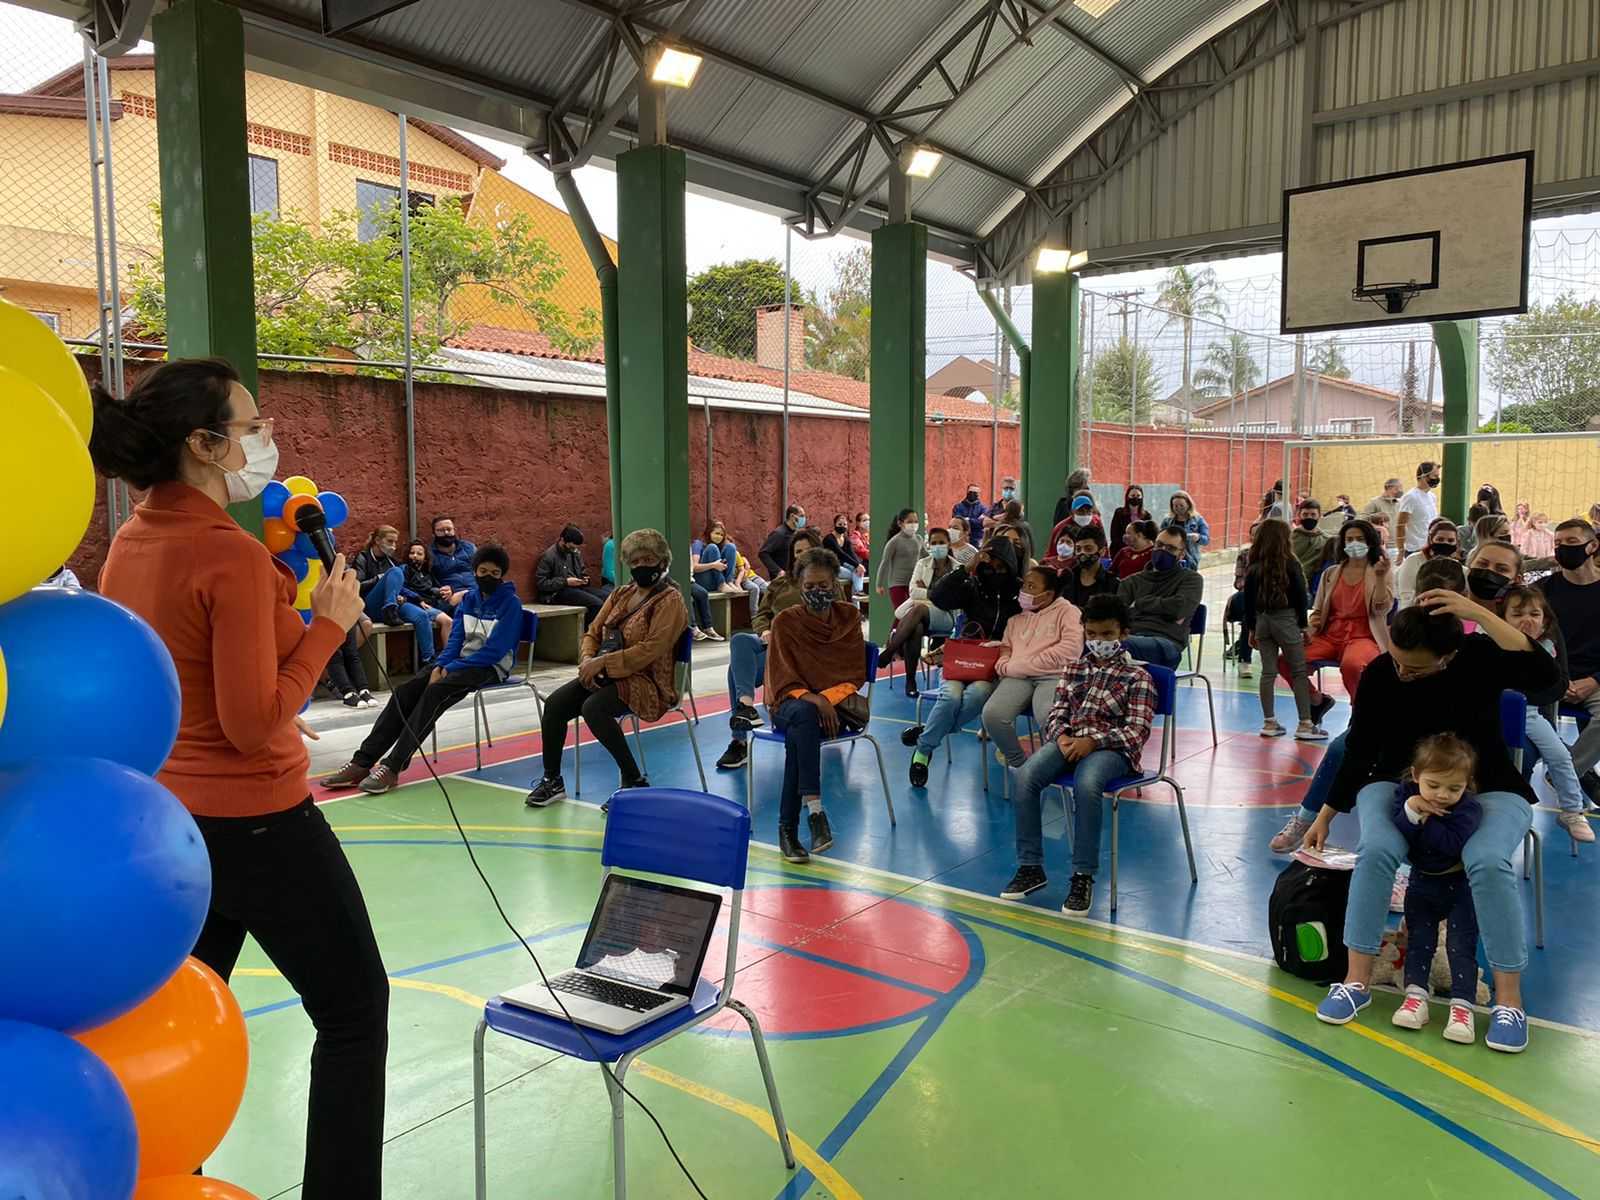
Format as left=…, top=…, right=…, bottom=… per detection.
left=231, top=969, right=860, bottom=1198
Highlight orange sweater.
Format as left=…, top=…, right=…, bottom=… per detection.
left=99, top=483, right=347, bottom=817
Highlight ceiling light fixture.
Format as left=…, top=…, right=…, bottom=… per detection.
left=904, top=146, right=943, bottom=178
left=650, top=45, right=703, bottom=88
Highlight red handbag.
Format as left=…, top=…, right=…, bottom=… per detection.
left=942, top=624, right=1002, bottom=683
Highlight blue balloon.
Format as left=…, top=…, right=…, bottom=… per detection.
left=0, top=1020, right=138, bottom=1199
left=279, top=549, right=310, bottom=581
left=262, top=479, right=290, bottom=518
left=0, top=589, right=180, bottom=774
left=317, top=490, right=350, bottom=528
left=293, top=532, right=316, bottom=557
left=0, top=758, right=211, bottom=1032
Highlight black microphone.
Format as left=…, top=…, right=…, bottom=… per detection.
left=293, top=503, right=338, bottom=572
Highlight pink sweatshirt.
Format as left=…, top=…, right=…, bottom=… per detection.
left=997, top=596, right=1083, bottom=679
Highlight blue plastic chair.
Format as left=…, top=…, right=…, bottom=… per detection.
left=430, top=609, right=544, bottom=769
left=471, top=788, right=794, bottom=1198
left=1501, top=689, right=1547, bottom=946
left=1172, top=603, right=1217, bottom=747
left=572, top=628, right=705, bottom=796
left=745, top=641, right=896, bottom=826
left=1044, top=664, right=1196, bottom=913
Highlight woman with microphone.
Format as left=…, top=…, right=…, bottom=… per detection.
left=92, top=358, right=388, bottom=1199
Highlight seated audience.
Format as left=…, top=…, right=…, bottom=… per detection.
left=1117, top=525, right=1202, bottom=669
left=987, top=476, right=1019, bottom=524
left=536, top=524, right=610, bottom=629
left=999, top=594, right=1156, bottom=914
left=688, top=579, right=726, bottom=643
left=760, top=505, right=808, bottom=579
left=525, top=530, right=688, bottom=806
left=762, top=546, right=868, bottom=863
left=1047, top=492, right=1103, bottom=561
left=1058, top=524, right=1119, bottom=610
left=429, top=515, right=477, bottom=604
left=1331, top=495, right=1356, bottom=518
left=716, top=528, right=843, bottom=770
left=733, top=547, right=767, bottom=601
left=982, top=566, right=1083, bottom=767
left=875, top=508, right=924, bottom=608
left=1224, top=522, right=1259, bottom=679
left=602, top=531, right=616, bottom=587
left=1291, top=498, right=1331, bottom=583
left=1108, top=484, right=1147, bottom=552
left=1539, top=519, right=1600, bottom=806
left=1396, top=518, right=1460, bottom=607
left=402, top=539, right=457, bottom=646
left=355, top=525, right=445, bottom=667
left=1523, top=511, right=1555, bottom=560
left=1168, top=489, right=1209, bottom=568
left=823, top=513, right=867, bottom=593
left=692, top=522, right=738, bottom=593
left=991, top=520, right=1034, bottom=572
left=1002, top=499, right=1037, bottom=562
left=882, top=526, right=961, bottom=696
left=1477, top=483, right=1505, bottom=516
left=323, top=622, right=375, bottom=709
left=1474, top=511, right=1511, bottom=549
left=1294, top=519, right=1392, bottom=722
left=1051, top=467, right=1093, bottom=526
left=947, top=516, right=979, bottom=567
left=953, top=483, right=988, bottom=530
left=905, top=538, right=1023, bottom=784
left=848, top=512, right=871, bottom=568
left=1112, top=518, right=1157, bottom=579
left=324, top=545, right=521, bottom=794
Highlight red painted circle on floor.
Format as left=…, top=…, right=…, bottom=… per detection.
left=705, top=887, right=971, bottom=1037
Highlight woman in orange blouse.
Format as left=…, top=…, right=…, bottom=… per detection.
left=93, top=358, right=385, bottom=1200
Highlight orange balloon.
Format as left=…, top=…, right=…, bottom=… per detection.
left=278, top=493, right=322, bottom=530
left=262, top=517, right=296, bottom=554
left=76, top=957, right=249, bottom=1178
left=135, top=1178, right=260, bottom=1200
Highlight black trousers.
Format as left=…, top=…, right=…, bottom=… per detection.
left=540, top=676, right=640, bottom=782
left=353, top=665, right=498, bottom=772
left=324, top=626, right=371, bottom=696
left=553, top=585, right=610, bottom=628
left=191, top=798, right=389, bottom=1200
left=1403, top=868, right=1480, bottom=1000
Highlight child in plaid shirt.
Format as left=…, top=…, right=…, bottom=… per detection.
left=1000, top=594, right=1157, bottom=915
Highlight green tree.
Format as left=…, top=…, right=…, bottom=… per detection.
left=685, top=258, right=788, bottom=359
left=1155, top=264, right=1226, bottom=413
left=128, top=198, right=596, bottom=367
left=807, top=244, right=871, bottom=381
left=1193, top=331, right=1262, bottom=400
left=1091, top=338, right=1158, bottom=424
left=1398, top=341, right=1423, bottom=433
left=1308, top=337, right=1353, bottom=379
left=1485, top=295, right=1600, bottom=432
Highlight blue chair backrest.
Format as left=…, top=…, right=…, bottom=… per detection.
left=675, top=627, right=693, bottom=665
left=1189, top=603, right=1207, bottom=636
left=603, top=787, right=751, bottom=889
left=519, top=609, right=539, bottom=644
left=1500, top=689, right=1527, bottom=749
left=865, top=641, right=880, bottom=682
left=1142, top=663, right=1177, bottom=716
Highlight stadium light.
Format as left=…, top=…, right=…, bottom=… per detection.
left=650, top=46, right=703, bottom=88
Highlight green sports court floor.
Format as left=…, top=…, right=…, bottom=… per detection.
left=210, top=775, right=1600, bottom=1199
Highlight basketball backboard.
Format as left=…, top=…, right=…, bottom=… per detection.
left=1281, top=152, right=1533, bottom=335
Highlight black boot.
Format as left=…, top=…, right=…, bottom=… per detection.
left=777, top=825, right=810, bottom=863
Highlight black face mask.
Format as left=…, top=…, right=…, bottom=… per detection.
left=1426, top=476, right=1441, bottom=487
left=1555, top=543, right=1593, bottom=571
left=976, top=564, right=1014, bottom=595
left=1127, top=496, right=1142, bottom=508
left=966, top=491, right=979, bottom=502
left=436, top=536, right=456, bottom=547
left=1428, top=541, right=1457, bottom=558
left=1467, top=568, right=1511, bottom=602
left=476, top=575, right=501, bottom=596
left=835, top=523, right=847, bottom=533
left=1299, top=518, right=1319, bottom=530
left=631, top=564, right=664, bottom=588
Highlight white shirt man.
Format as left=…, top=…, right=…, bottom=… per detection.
left=1395, top=462, right=1440, bottom=554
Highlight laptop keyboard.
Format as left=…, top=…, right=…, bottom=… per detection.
left=550, top=972, right=673, bottom=1013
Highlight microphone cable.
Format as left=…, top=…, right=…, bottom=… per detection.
left=327, top=573, right=713, bottom=1200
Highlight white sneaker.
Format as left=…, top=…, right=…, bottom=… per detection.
left=1444, top=1002, right=1476, bottom=1044
left=1260, top=719, right=1287, bottom=738
left=1391, top=986, right=1430, bottom=1030
left=704, top=628, right=726, bottom=642
left=1238, top=664, right=1253, bottom=678
left=691, top=627, right=709, bottom=641
left=1294, top=721, right=1329, bottom=741
left=1269, top=812, right=1313, bottom=852
left=1557, top=810, right=1596, bottom=843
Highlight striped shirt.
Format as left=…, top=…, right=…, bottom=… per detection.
left=1043, top=650, right=1157, bottom=772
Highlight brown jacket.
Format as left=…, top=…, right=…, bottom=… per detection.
left=765, top=601, right=867, bottom=701
left=583, top=583, right=689, bottom=722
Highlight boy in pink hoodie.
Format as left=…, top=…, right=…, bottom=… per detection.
left=982, top=566, right=1084, bottom=767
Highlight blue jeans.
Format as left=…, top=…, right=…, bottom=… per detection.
left=363, top=566, right=437, bottom=659
left=1298, top=730, right=1347, bottom=820
left=1013, top=744, right=1133, bottom=874
left=690, top=582, right=714, bottom=630
left=727, top=633, right=767, bottom=742
left=1124, top=635, right=1181, bottom=669
left=1345, top=781, right=1530, bottom=972
left=773, top=697, right=822, bottom=829
left=917, top=679, right=994, bottom=755
left=1524, top=708, right=1585, bottom=812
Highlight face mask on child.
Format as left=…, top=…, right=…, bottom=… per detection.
left=1085, top=639, right=1120, bottom=658
left=929, top=544, right=949, bottom=560
left=1017, top=591, right=1039, bottom=612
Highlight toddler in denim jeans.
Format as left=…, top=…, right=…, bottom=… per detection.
left=1390, top=734, right=1483, bottom=1043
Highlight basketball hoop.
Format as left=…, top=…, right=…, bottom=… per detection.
left=1351, top=281, right=1426, bottom=315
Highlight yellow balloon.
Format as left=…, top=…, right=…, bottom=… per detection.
left=0, top=299, right=92, bottom=442
left=283, top=475, right=318, bottom=497
left=294, top=559, right=323, bottom=608
left=0, top=366, right=94, bottom=606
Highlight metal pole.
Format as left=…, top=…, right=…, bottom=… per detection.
left=1128, top=303, right=1138, bottom=483
left=84, top=45, right=129, bottom=533
left=1083, top=294, right=1094, bottom=472
left=398, top=112, right=417, bottom=541
left=704, top=400, right=714, bottom=526
left=781, top=224, right=792, bottom=510
left=990, top=319, right=1000, bottom=498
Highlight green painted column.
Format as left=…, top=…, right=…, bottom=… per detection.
left=615, top=144, right=690, bottom=593
left=153, top=0, right=260, bottom=534
left=1026, top=271, right=1080, bottom=534
left=1432, top=320, right=1477, bottom=525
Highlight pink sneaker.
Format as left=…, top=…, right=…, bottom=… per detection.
left=1390, top=986, right=1429, bottom=1030
left=1444, top=1003, right=1476, bottom=1044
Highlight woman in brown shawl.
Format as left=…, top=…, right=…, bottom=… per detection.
left=525, top=528, right=688, bottom=807
left=763, top=547, right=867, bottom=862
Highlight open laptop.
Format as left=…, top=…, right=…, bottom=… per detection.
left=498, top=875, right=722, bottom=1035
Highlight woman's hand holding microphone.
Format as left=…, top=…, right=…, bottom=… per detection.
left=310, top=552, right=365, bottom=630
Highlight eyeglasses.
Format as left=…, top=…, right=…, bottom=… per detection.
left=220, top=416, right=275, bottom=437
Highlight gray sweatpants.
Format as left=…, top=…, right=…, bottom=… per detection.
left=1255, top=608, right=1311, bottom=723
left=982, top=675, right=1058, bottom=767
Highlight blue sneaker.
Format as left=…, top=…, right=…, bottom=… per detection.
left=1485, top=1005, right=1529, bottom=1053
left=1316, top=983, right=1372, bottom=1025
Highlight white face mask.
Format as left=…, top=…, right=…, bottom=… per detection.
left=1085, top=639, right=1121, bottom=658
left=1345, top=541, right=1369, bottom=560
left=216, top=428, right=279, bottom=503
left=903, top=523, right=919, bottom=537
left=948, top=528, right=963, bottom=543
left=1072, top=513, right=1093, bottom=527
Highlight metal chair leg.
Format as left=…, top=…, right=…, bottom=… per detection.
left=1109, top=795, right=1120, bottom=913
left=1527, top=829, right=1544, bottom=949
left=687, top=688, right=701, bottom=724
left=1188, top=673, right=1218, bottom=747
left=728, top=998, right=796, bottom=1170
left=572, top=718, right=582, bottom=797
left=603, top=1061, right=628, bottom=1200
left=473, top=694, right=484, bottom=771
left=472, top=1019, right=488, bottom=1200
left=682, top=708, right=708, bottom=790
left=1169, top=777, right=1197, bottom=883
left=629, top=714, right=648, bottom=776
left=864, top=734, right=896, bottom=825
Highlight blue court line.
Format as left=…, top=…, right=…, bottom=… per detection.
left=739, top=932, right=947, bottom=1000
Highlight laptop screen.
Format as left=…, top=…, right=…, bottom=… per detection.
left=576, top=875, right=722, bottom=996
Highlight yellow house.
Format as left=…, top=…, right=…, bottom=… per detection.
left=0, top=55, right=608, bottom=339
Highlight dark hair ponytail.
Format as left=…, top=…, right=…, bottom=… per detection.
left=88, top=358, right=239, bottom=489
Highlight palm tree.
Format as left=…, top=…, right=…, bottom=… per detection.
left=1155, top=265, right=1226, bottom=415
left=1193, top=331, right=1262, bottom=400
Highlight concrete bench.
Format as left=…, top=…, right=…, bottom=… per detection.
left=526, top=603, right=587, bottom=664
left=705, top=590, right=751, bottom=638
left=357, top=622, right=416, bottom=689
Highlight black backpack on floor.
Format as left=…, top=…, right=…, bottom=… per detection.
left=1268, top=861, right=1352, bottom=984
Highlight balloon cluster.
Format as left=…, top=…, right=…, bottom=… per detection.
left=0, top=299, right=259, bottom=1200
left=260, top=475, right=349, bottom=623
